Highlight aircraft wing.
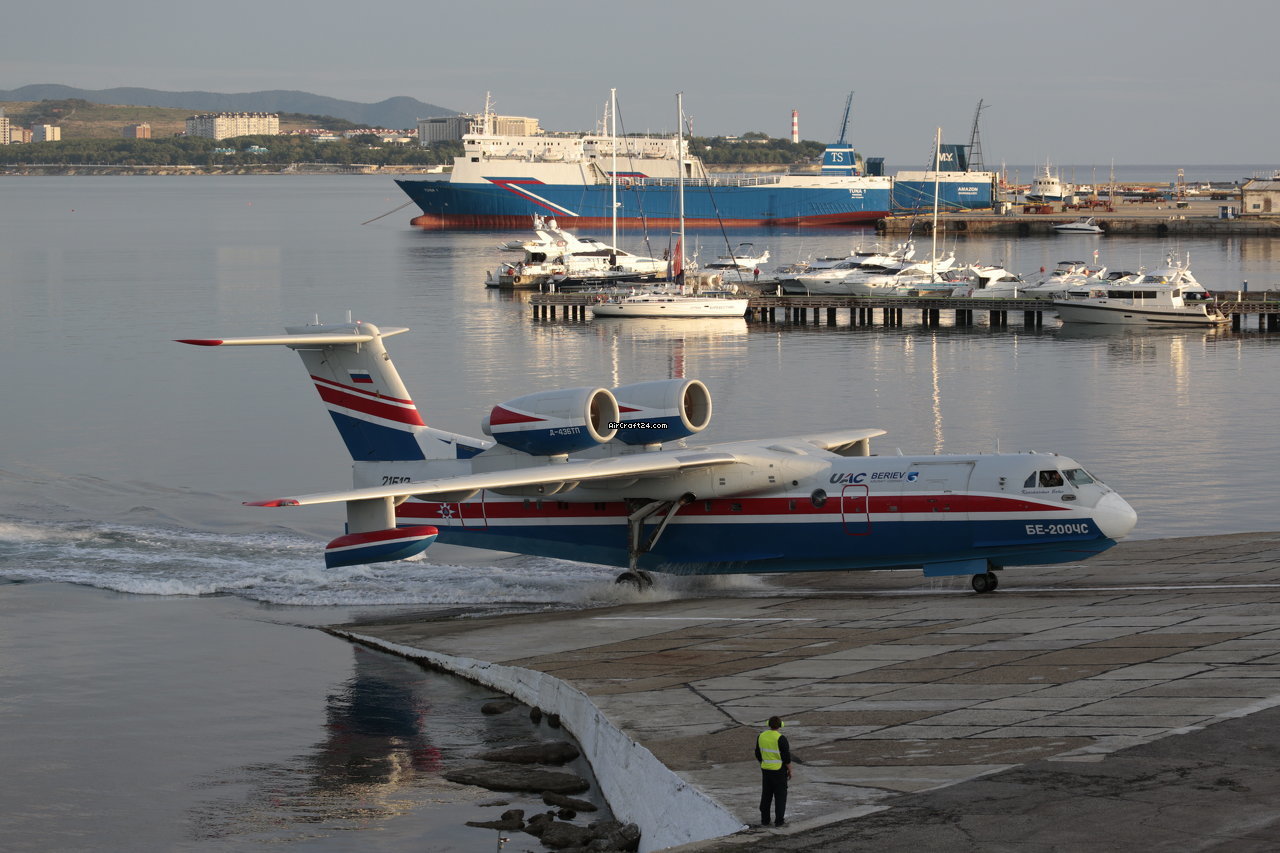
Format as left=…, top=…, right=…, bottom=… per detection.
left=246, top=450, right=740, bottom=507
left=761, top=429, right=888, bottom=455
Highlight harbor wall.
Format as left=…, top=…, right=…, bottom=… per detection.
left=336, top=632, right=746, bottom=853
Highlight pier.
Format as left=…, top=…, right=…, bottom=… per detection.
left=877, top=197, right=1280, bottom=237
left=529, top=292, right=1280, bottom=331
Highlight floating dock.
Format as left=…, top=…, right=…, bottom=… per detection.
left=530, top=293, right=1280, bottom=332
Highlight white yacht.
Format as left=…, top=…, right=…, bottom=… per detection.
left=705, top=243, right=770, bottom=273
left=1027, top=161, right=1071, bottom=202
left=1019, top=260, right=1108, bottom=298
left=1054, top=217, right=1104, bottom=234
left=485, top=216, right=667, bottom=288
left=1052, top=283, right=1228, bottom=327
left=955, top=265, right=1027, bottom=298
left=590, top=286, right=749, bottom=318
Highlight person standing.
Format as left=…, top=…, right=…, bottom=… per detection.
left=755, top=716, right=791, bottom=827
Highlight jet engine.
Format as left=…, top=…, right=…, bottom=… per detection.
left=611, top=379, right=712, bottom=445
left=481, top=386, right=619, bottom=455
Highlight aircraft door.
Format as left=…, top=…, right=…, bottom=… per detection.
left=841, top=484, right=871, bottom=535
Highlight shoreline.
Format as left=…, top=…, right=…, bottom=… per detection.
left=331, top=531, right=1280, bottom=850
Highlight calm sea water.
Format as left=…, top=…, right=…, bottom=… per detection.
left=2, top=173, right=1279, bottom=849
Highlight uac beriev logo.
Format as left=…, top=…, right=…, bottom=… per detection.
left=830, top=471, right=919, bottom=485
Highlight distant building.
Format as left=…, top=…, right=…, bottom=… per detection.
left=122, top=123, right=151, bottom=139
left=417, top=112, right=541, bottom=145
left=32, top=124, right=61, bottom=142
left=9, top=126, right=31, bottom=144
left=1240, top=178, right=1280, bottom=216
left=185, top=113, right=280, bottom=140
left=0, top=115, right=9, bottom=145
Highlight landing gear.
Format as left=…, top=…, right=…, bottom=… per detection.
left=971, top=571, right=1000, bottom=594
left=615, top=570, right=654, bottom=589
left=618, top=494, right=694, bottom=592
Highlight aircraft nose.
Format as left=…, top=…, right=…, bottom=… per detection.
left=1094, top=491, right=1138, bottom=540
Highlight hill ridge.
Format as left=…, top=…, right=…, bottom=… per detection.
left=0, top=84, right=456, bottom=129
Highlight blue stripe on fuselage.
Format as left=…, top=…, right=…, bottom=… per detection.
left=330, top=411, right=426, bottom=461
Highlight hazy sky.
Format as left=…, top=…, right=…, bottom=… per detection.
left=3, top=0, right=1276, bottom=165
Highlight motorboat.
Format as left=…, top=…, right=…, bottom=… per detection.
left=485, top=215, right=667, bottom=288
left=1026, top=160, right=1071, bottom=202
left=780, top=245, right=955, bottom=296
left=1051, top=283, right=1229, bottom=327
left=1019, top=260, right=1108, bottom=298
left=1054, top=217, right=1104, bottom=234
left=955, top=265, right=1027, bottom=298
left=589, top=286, right=749, bottom=318
left=1058, top=253, right=1209, bottom=300
left=705, top=243, right=770, bottom=273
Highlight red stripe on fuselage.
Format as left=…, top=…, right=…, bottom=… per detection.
left=310, top=375, right=414, bottom=405
left=314, top=383, right=426, bottom=426
left=395, top=493, right=1072, bottom=522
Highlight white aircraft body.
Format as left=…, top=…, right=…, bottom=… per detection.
left=179, top=321, right=1137, bottom=593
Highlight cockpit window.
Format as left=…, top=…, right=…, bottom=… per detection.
left=1038, top=470, right=1064, bottom=487
left=1063, top=468, right=1095, bottom=486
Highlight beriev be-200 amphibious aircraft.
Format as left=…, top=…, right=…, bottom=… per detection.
left=179, top=320, right=1137, bottom=593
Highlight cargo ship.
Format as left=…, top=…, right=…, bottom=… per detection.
left=396, top=107, right=994, bottom=230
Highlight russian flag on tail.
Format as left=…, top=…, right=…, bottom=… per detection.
left=324, top=525, right=439, bottom=568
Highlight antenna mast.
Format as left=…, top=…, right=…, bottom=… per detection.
left=967, top=99, right=988, bottom=172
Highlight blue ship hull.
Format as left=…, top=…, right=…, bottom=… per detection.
left=891, top=177, right=996, bottom=212
left=395, top=178, right=892, bottom=229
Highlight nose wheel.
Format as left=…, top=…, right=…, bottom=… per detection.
left=971, top=571, right=1000, bottom=594
left=615, top=570, right=654, bottom=589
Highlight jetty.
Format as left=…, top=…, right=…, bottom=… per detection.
left=878, top=196, right=1280, bottom=237
left=530, top=292, right=1280, bottom=332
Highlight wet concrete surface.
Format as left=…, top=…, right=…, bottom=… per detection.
left=337, top=532, right=1280, bottom=850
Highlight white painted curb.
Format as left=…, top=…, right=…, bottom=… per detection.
left=337, top=631, right=745, bottom=852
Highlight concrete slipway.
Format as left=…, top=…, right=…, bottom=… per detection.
left=332, top=532, right=1280, bottom=852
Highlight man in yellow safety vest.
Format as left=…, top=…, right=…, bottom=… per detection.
left=754, top=716, right=792, bottom=827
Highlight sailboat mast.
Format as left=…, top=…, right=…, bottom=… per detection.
left=677, top=92, right=686, bottom=280
left=931, top=127, right=941, bottom=279
left=616, top=90, right=622, bottom=256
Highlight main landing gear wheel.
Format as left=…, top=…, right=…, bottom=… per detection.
left=971, top=571, right=999, bottom=594
left=615, top=570, right=654, bottom=589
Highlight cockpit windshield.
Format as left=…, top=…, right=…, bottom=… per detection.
left=1062, top=468, right=1096, bottom=487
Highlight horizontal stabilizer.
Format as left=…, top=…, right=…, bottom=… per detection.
left=176, top=327, right=409, bottom=348
left=324, top=525, right=439, bottom=568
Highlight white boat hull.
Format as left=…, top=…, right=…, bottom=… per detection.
left=1052, top=301, right=1229, bottom=327
left=590, top=297, right=749, bottom=318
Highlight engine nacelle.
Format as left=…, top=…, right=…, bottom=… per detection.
left=482, top=386, right=619, bottom=455
left=611, top=379, right=712, bottom=445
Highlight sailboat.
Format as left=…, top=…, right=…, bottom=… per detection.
left=591, top=93, right=750, bottom=319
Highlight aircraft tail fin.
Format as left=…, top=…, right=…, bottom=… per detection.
left=178, top=320, right=487, bottom=462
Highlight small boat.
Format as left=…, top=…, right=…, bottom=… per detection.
left=485, top=215, right=667, bottom=288
left=1052, top=283, right=1229, bottom=327
left=1019, top=259, right=1108, bottom=298
left=1026, top=160, right=1071, bottom=202
left=705, top=243, right=770, bottom=273
left=1054, top=217, right=1104, bottom=234
left=589, top=287, right=749, bottom=318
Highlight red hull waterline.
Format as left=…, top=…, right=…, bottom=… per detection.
left=408, top=211, right=888, bottom=231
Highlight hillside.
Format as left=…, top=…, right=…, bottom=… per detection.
left=0, top=100, right=375, bottom=138
left=0, top=85, right=455, bottom=130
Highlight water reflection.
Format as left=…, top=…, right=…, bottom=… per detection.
left=189, top=645, right=555, bottom=844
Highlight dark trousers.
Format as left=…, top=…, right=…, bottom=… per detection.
left=759, top=768, right=788, bottom=824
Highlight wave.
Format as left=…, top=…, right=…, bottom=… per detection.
left=0, top=518, right=626, bottom=607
